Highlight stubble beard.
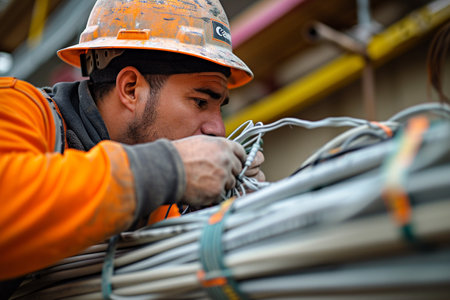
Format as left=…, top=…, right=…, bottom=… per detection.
left=125, top=93, right=160, bottom=144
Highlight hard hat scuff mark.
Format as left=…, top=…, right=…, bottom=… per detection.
left=180, top=0, right=197, bottom=8
left=57, top=0, right=253, bottom=89
left=209, top=6, right=220, bottom=17
left=168, top=3, right=196, bottom=12
left=193, top=0, right=203, bottom=8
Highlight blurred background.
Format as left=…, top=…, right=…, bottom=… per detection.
left=0, top=0, right=449, bottom=181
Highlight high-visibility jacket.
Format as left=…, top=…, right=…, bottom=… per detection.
left=0, top=77, right=183, bottom=280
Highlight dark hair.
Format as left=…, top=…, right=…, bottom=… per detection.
left=89, top=49, right=230, bottom=83
left=89, top=49, right=230, bottom=103
left=145, top=74, right=169, bottom=99
left=90, top=74, right=169, bottom=104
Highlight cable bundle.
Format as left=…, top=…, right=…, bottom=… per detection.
left=12, top=103, right=450, bottom=300
left=228, top=102, right=449, bottom=195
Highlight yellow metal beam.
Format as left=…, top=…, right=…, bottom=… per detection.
left=28, top=0, right=49, bottom=47
left=225, top=0, right=450, bottom=134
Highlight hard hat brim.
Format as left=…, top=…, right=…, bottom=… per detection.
left=57, top=38, right=253, bottom=89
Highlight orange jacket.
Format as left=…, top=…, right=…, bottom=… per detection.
left=0, top=78, right=180, bottom=280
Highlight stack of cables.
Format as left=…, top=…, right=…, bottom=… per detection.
left=12, top=103, right=450, bottom=300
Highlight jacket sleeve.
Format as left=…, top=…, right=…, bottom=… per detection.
left=0, top=78, right=137, bottom=280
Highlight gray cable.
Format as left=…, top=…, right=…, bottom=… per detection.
left=12, top=103, right=450, bottom=300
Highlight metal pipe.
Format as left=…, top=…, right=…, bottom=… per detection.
left=357, top=0, right=377, bottom=120
left=306, top=19, right=377, bottom=120
left=306, top=21, right=367, bottom=55
left=357, top=0, right=372, bottom=29
left=225, top=0, right=450, bottom=133
left=231, top=0, right=307, bottom=48
left=362, top=60, right=376, bottom=120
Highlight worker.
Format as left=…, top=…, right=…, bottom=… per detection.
left=0, top=0, right=264, bottom=283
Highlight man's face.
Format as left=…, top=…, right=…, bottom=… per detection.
left=130, top=72, right=229, bottom=143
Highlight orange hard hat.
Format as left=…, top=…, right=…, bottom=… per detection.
left=57, top=0, right=253, bottom=89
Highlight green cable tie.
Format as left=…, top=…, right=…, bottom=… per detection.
left=198, top=200, right=248, bottom=300
left=382, top=119, right=432, bottom=251
left=102, top=235, right=119, bottom=300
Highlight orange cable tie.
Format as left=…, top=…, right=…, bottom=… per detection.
left=197, top=270, right=227, bottom=288
left=371, top=121, right=393, bottom=137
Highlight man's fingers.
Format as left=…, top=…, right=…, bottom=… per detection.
left=173, top=136, right=251, bottom=208
left=250, top=151, right=264, bottom=168
left=173, top=136, right=263, bottom=208
left=228, top=140, right=246, bottom=164
left=231, top=156, right=243, bottom=177
left=225, top=172, right=236, bottom=190
left=244, top=167, right=259, bottom=177
left=254, top=170, right=266, bottom=182
left=226, top=140, right=245, bottom=177
left=244, top=151, right=265, bottom=176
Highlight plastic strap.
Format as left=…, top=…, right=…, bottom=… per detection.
left=102, top=235, right=119, bottom=300
left=370, top=121, right=393, bottom=137
left=382, top=117, right=428, bottom=246
left=198, top=198, right=248, bottom=300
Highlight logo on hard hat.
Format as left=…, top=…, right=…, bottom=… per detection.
left=212, top=20, right=231, bottom=46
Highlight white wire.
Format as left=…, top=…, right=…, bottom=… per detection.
left=13, top=112, right=450, bottom=300
left=226, top=103, right=449, bottom=197
left=225, top=115, right=377, bottom=198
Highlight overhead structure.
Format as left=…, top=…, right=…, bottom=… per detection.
left=225, top=0, right=450, bottom=133
left=7, top=0, right=95, bottom=79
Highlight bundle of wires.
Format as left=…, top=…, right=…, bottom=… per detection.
left=227, top=102, right=449, bottom=196
left=225, top=115, right=388, bottom=198
left=12, top=103, right=450, bottom=300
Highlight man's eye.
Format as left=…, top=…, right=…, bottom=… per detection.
left=193, top=98, right=208, bottom=108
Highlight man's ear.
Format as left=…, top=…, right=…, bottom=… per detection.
left=115, top=66, right=147, bottom=112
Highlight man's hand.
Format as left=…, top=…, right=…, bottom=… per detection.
left=244, top=151, right=265, bottom=182
left=172, top=136, right=246, bottom=208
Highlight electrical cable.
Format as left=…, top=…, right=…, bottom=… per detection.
left=11, top=103, right=450, bottom=300
left=388, top=102, right=450, bottom=122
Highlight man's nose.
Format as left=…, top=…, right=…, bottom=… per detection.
left=201, top=112, right=226, bottom=137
